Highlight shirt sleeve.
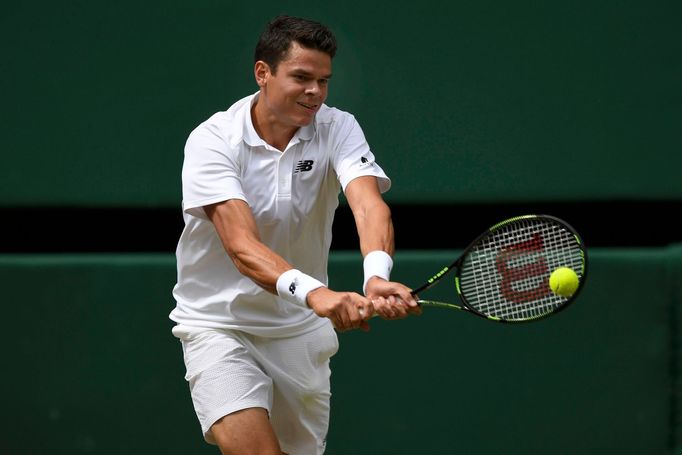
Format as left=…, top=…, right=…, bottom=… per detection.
left=181, top=123, right=247, bottom=220
left=333, top=115, right=391, bottom=193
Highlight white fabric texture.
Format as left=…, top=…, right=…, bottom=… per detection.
left=172, top=322, right=339, bottom=454
left=170, top=92, right=390, bottom=337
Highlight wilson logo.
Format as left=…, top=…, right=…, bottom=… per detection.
left=294, top=160, right=314, bottom=173
left=495, top=233, right=551, bottom=303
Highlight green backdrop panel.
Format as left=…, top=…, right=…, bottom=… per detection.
left=1, top=0, right=680, bottom=206
left=667, top=244, right=682, bottom=453
left=327, top=249, right=672, bottom=454
left=0, top=248, right=675, bottom=454
left=0, top=255, right=208, bottom=454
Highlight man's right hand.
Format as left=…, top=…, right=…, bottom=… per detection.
left=306, top=287, right=374, bottom=332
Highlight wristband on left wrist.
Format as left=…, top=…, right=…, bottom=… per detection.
left=362, top=250, right=393, bottom=295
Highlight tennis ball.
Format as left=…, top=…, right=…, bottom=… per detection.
left=549, top=267, right=579, bottom=297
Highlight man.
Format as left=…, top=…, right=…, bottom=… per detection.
left=170, top=14, right=420, bottom=454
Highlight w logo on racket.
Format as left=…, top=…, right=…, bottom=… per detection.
left=495, top=233, right=552, bottom=304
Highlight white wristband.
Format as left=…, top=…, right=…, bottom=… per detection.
left=276, top=269, right=325, bottom=308
left=363, top=250, right=393, bottom=295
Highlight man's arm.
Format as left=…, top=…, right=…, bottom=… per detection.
left=205, top=199, right=373, bottom=331
left=205, top=199, right=290, bottom=293
left=344, top=176, right=395, bottom=257
left=344, top=176, right=420, bottom=318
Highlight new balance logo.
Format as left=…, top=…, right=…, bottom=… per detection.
left=294, top=160, right=314, bottom=173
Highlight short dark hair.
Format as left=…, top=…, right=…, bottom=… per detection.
left=254, top=15, right=337, bottom=73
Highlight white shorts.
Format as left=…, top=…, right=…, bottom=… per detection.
left=172, top=321, right=339, bottom=455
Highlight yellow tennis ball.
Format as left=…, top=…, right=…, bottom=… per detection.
left=549, top=267, right=580, bottom=297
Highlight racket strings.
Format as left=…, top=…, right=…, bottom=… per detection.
left=459, top=219, right=584, bottom=321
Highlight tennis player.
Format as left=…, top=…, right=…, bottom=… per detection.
left=169, top=14, right=420, bottom=454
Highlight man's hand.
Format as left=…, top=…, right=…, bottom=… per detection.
left=306, top=287, right=375, bottom=332
left=365, top=277, right=422, bottom=319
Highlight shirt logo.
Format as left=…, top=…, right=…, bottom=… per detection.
left=359, top=156, right=374, bottom=167
left=289, top=281, right=296, bottom=295
left=294, top=160, right=314, bottom=173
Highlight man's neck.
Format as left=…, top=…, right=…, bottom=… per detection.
left=251, top=102, right=298, bottom=152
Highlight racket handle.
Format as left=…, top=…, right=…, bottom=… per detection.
left=365, top=299, right=463, bottom=318
left=418, top=300, right=465, bottom=311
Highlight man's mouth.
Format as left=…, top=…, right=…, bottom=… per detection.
left=297, top=102, right=317, bottom=111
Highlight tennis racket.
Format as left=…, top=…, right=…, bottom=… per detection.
left=411, top=214, right=587, bottom=323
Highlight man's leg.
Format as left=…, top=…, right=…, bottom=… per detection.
left=172, top=326, right=281, bottom=453
left=244, top=322, right=339, bottom=454
left=211, top=407, right=285, bottom=455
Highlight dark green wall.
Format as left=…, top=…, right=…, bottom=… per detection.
left=2, top=1, right=680, bottom=453
left=1, top=249, right=679, bottom=454
left=2, top=0, right=680, bottom=207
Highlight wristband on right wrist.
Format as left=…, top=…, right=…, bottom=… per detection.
left=276, top=269, right=325, bottom=308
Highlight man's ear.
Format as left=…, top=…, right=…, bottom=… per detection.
left=254, top=61, right=270, bottom=87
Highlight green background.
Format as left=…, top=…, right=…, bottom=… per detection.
left=1, top=0, right=681, bottom=453
left=1, top=249, right=680, bottom=454
left=1, top=0, right=680, bottom=206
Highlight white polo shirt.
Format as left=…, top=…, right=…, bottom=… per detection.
left=169, top=93, right=391, bottom=337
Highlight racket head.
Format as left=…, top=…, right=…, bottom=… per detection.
left=454, top=214, right=587, bottom=323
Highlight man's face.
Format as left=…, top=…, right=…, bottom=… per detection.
left=256, top=42, right=332, bottom=128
